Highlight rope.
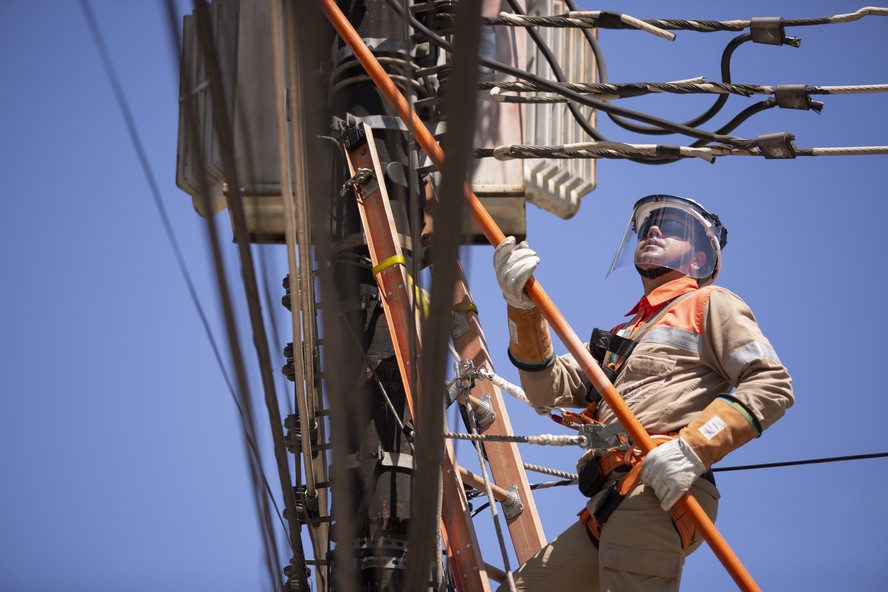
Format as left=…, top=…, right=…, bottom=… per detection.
left=477, top=366, right=532, bottom=406
left=444, top=431, right=585, bottom=447
left=523, top=463, right=578, bottom=481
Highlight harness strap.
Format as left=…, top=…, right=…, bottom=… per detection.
left=580, top=290, right=696, bottom=419
left=578, top=433, right=713, bottom=552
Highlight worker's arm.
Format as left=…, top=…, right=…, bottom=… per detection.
left=494, top=237, right=588, bottom=408
left=642, top=289, right=794, bottom=510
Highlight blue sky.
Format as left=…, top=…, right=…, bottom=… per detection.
left=2, top=1, right=887, bottom=591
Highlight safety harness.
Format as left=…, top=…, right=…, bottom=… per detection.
left=555, top=290, right=711, bottom=551
left=557, top=290, right=693, bottom=430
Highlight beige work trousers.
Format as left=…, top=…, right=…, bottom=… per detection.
left=499, top=478, right=720, bottom=592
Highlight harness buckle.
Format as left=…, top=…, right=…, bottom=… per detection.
left=578, top=422, right=629, bottom=451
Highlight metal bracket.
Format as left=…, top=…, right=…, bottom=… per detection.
left=353, top=536, right=409, bottom=572
left=346, top=113, right=408, bottom=132
left=445, top=359, right=477, bottom=407
left=473, top=393, right=497, bottom=429
left=380, top=450, right=415, bottom=470
left=502, top=484, right=524, bottom=520
left=578, top=422, right=629, bottom=451
left=341, top=166, right=377, bottom=198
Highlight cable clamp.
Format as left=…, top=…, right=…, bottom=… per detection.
left=775, top=84, right=823, bottom=113
left=750, top=17, right=801, bottom=47
left=755, top=132, right=798, bottom=159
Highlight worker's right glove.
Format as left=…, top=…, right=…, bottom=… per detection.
left=493, top=236, right=539, bottom=310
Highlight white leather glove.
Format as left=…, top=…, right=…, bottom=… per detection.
left=493, top=236, right=539, bottom=310
left=640, top=438, right=706, bottom=511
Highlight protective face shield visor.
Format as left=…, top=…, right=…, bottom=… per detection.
left=607, top=195, right=727, bottom=281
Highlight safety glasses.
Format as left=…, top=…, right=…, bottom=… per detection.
left=636, top=216, right=691, bottom=242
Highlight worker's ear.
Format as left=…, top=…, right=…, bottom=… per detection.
left=689, top=250, right=707, bottom=274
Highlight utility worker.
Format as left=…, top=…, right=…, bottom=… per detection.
left=493, top=195, right=793, bottom=591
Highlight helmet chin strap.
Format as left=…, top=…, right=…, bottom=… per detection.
left=635, top=249, right=696, bottom=279
left=634, top=264, right=674, bottom=279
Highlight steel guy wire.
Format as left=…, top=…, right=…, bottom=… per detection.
left=481, top=7, right=888, bottom=33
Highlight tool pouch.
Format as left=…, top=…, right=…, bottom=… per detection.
left=585, top=364, right=618, bottom=403
left=578, top=458, right=606, bottom=498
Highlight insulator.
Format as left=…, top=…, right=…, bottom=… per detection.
left=293, top=486, right=321, bottom=527
left=283, top=557, right=311, bottom=592
left=282, top=342, right=295, bottom=382
left=282, top=274, right=292, bottom=311
left=284, top=415, right=319, bottom=458
left=284, top=414, right=300, bottom=454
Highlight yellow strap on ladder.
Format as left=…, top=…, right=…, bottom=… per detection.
left=371, top=254, right=406, bottom=276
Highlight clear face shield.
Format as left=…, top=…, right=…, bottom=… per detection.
left=607, top=195, right=726, bottom=281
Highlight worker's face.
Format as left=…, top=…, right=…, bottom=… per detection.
left=634, top=211, right=704, bottom=272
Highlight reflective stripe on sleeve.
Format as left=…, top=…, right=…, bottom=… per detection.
left=640, top=326, right=702, bottom=355
left=724, top=340, right=781, bottom=382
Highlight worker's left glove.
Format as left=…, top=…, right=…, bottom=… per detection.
left=640, top=438, right=705, bottom=511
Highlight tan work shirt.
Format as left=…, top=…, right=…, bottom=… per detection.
left=519, top=276, right=793, bottom=434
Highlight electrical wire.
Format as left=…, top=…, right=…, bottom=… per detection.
left=713, top=451, right=888, bottom=473
left=504, top=0, right=602, bottom=141
left=467, top=452, right=888, bottom=517
left=607, top=33, right=753, bottom=136
left=379, top=0, right=749, bottom=146
left=190, top=3, right=310, bottom=578
left=81, top=0, right=295, bottom=571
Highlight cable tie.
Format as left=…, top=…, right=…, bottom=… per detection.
left=616, top=82, right=649, bottom=99
left=453, top=302, right=479, bottom=314
left=492, top=145, right=515, bottom=161
left=596, top=11, right=627, bottom=30
left=655, top=145, right=683, bottom=161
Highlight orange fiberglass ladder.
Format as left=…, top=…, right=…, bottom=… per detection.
left=342, top=122, right=546, bottom=590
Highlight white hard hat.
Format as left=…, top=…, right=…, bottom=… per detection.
left=607, top=194, right=728, bottom=285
